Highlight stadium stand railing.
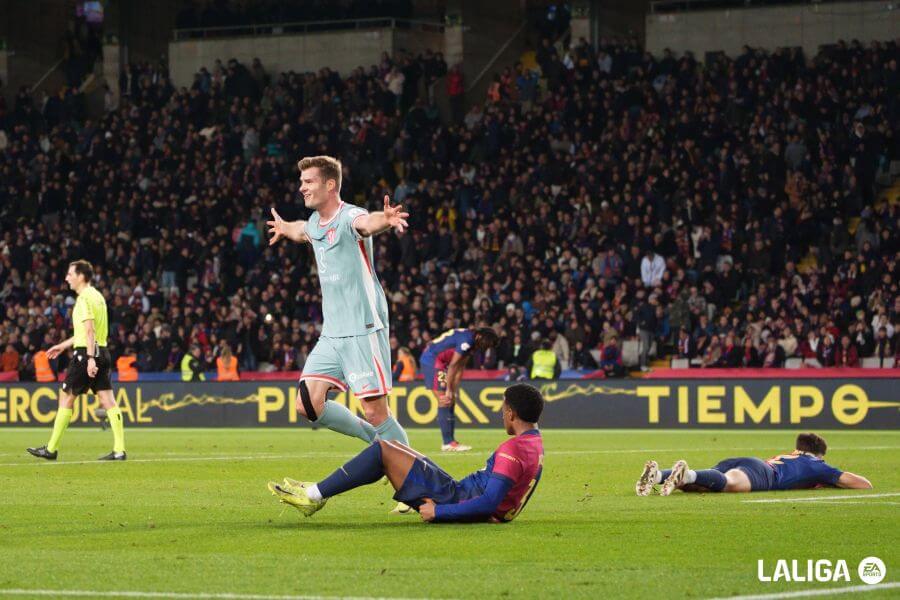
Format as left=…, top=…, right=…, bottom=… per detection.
left=172, top=17, right=444, bottom=41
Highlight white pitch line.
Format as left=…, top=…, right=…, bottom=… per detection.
left=743, top=492, right=900, bottom=504
left=545, top=446, right=900, bottom=456
left=0, top=454, right=348, bottom=468
left=3, top=445, right=896, bottom=467
left=0, top=589, right=434, bottom=600
left=787, top=501, right=900, bottom=506
left=707, top=581, right=900, bottom=600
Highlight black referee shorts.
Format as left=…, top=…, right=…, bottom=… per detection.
left=62, top=347, right=112, bottom=395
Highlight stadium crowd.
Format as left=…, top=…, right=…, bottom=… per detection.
left=0, top=34, right=897, bottom=381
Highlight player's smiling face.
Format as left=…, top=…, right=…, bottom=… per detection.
left=299, top=168, right=331, bottom=210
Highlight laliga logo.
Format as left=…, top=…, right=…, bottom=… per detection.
left=348, top=371, right=374, bottom=383
left=757, top=557, right=885, bottom=584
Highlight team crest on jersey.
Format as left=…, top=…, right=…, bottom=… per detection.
left=326, top=228, right=336, bottom=244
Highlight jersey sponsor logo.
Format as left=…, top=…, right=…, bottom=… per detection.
left=348, top=371, right=375, bottom=383
left=326, top=228, right=336, bottom=244
left=315, top=247, right=328, bottom=273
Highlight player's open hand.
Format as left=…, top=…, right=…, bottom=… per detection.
left=267, top=208, right=286, bottom=245
left=46, top=344, right=65, bottom=360
left=87, top=358, right=98, bottom=378
left=382, top=194, right=409, bottom=234
left=419, top=498, right=436, bottom=522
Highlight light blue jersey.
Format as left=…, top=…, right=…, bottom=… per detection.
left=306, top=202, right=389, bottom=338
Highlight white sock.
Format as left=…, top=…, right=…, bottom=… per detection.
left=685, top=470, right=697, bottom=484
left=654, top=471, right=663, bottom=484
left=306, top=484, right=323, bottom=502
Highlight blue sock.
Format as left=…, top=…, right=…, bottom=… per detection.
left=693, top=469, right=727, bottom=492
left=317, top=442, right=384, bottom=498
left=659, top=469, right=672, bottom=483
left=374, top=416, right=409, bottom=445
left=437, top=406, right=454, bottom=445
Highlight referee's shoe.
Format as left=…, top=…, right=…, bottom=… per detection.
left=27, top=445, right=58, bottom=460
left=98, top=451, right=127, bottom=461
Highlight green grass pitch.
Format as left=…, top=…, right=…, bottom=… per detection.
left=0, top=428, right=897, bottom=599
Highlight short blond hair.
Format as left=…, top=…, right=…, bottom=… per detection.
left=298, top=155, right=342, bottom=192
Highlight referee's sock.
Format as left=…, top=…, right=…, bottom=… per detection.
left=106, top=406, right=125, bottom=453
left=315, top=442, right=384, bottom=499
left=47, top=407, right=73, bottom=453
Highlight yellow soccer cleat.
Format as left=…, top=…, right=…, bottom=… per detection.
left=282, top=477, right=305, bottom=492
left=267, top=480, right=326, bottom=517
left=389, top=501, right=416, bottom=515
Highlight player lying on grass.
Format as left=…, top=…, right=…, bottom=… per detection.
left=635, top=432, right=872, bottom=496
left=268, top=383, right=544, bottom=523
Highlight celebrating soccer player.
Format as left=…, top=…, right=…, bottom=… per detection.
left=419, top=326, right=500, bottom=452
left=268, top=383, right=544, bottom=524
left=27, top=260, right=126, bottom=461
left=635, top=432, right=872, bottom=495
left=267, top=155, right=409, bottom=446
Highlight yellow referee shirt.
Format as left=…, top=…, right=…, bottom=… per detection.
left=72, top=285, right=108, bottom=348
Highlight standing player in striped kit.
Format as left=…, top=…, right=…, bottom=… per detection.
left=267, top=155, right=409, bottom=447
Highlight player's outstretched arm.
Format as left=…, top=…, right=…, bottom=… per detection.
left=836, top=471, right=873, bottom=489
left=267, top=208, right=308, bottom=245
left=353, top=194, right=409, bottom=237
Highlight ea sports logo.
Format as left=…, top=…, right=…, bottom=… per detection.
left=858, top=557, right=886, bottom=585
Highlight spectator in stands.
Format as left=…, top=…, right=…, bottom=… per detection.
left=640, top=248, right=666, bottom=288
left=1, top=38, right=898, bottom=381
left=762, top=337, right=786, bottom=369
left=740, top=336, right=761, bottom=368
left=675, top=327, right=695, bottom=362
left=392, top=347, right=416, bottom=382
left=570, top=340, right=597, bottom=370
left=834, top=335, right=860, bottom=368
left=446, top=64, right=464, bottom=123
left=873, top=327, right=894, bottom=367
left=599, top=336, right=624, bottom=378
left=528, top=339, right=560, bottom=380
left=1, top=343, right=20, bottom=373
left=181, top=345, right=205, bottom=382
left=817, top=335, right=837, bottom=368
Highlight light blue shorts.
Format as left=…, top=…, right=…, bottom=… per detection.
left=300, top=329, right=392, bottom=398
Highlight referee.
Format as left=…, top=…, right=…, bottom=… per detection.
left=27, top=260, right=126, bottom=461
